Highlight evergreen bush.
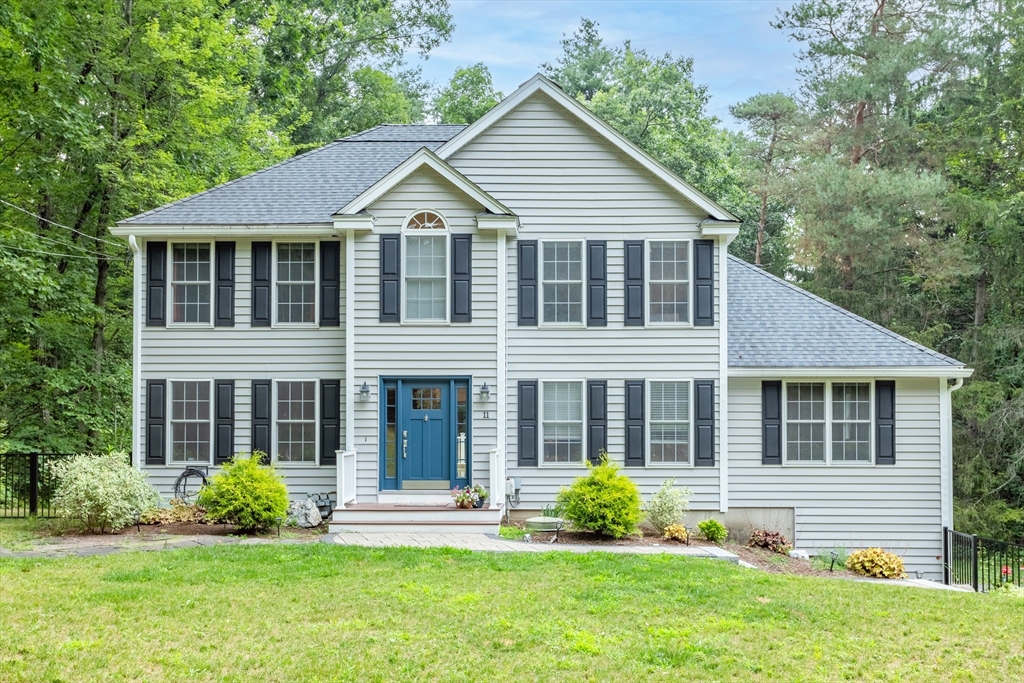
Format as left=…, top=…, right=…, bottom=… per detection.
left=197, top=454, right=288, bottom=532
left=52, top=452, right=160, bottom=533
left=697, top=518, right=728, bottom=544
left=555, top=455, right=642, bottom=538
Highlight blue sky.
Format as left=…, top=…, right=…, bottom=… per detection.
left=407, top=0, right=801, bottom=129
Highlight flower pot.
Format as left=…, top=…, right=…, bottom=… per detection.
left=456, top=500, right=473, bottom=509
left=473, top=497, right=486, bottom=509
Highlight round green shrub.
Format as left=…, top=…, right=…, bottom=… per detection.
left=697, top=518, right=728, bottom=544
left=555, top=456, right=642, bottom=538
left=52, top=452, right=160, bottom=533
left=197, top=454, right=289, bottom=532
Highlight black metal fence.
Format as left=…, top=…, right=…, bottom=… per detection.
left=944, top=526, right=1024, bottom=592
left=0, top=453, right=80, bottom=518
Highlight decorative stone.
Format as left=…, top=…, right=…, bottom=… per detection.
left=788, top=549, right=810, bottom=561
left=287, top=499, right=323, bottom=528
left=524, top=516, right=565, bottom=532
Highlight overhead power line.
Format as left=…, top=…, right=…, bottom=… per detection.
left=0, top=220, right=111, bottom=259
left=0, top=197, right=127, bottom=249
left=0, top=243, right=101, bottom=261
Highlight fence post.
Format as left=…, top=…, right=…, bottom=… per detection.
left=28, top=453, right=39, bottom=516
left=942, top=526, right=950, bottom=586
left=970, top=534, right=980, bottom=592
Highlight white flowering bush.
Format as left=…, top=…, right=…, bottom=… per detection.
left=645, top=479, right=692, bottom=533
left=52, top=452, right=160, bottom=533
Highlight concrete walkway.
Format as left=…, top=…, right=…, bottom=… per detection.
left=325, top=532, right=739, bottom=561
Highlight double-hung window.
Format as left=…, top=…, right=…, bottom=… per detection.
left=784, top=381, right=872, bottom=464
left=542, top=381, right=583, bottom=463
left=541, top=241, right=583, bottom=324
left=649, top=381, right=691, bottom=464
left=404, top=211, right=448, bottom=321
left=276, top=380, right=316, bottom=463
left=649, top=240, right=690, bottom=324
left=170, top=380, right=211, bottom=463
left=171, top=243, right=211, bottom=324
left=276, top=243, right=316, bottom=324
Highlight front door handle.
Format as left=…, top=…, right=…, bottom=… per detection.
left=402, top=430, right=408, bottom=459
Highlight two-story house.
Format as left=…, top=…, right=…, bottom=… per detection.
left=111, top=74, right=971, bottom=578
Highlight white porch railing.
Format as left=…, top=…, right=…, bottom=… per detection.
left=488, top=447, right=505, bottom=510
left=335, top=449, right=358, bottom=510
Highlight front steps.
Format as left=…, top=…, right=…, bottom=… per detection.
left=329, top=502, right=503, bottom=534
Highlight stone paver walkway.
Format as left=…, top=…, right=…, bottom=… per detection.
left=325, top=532, right=739, bottom=561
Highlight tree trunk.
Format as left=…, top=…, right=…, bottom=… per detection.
left=840, top=254, right=855, bottom=291
left=974, top=269, right=989, bottom=328
left=756, top=192, right=767, bottom=266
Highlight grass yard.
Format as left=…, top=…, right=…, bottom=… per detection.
left=1, top=545, right=1022, bottom=682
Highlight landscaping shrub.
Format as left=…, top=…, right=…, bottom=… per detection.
left=747, top=529, right=793, bottom=554
left=645, top=479, right=691, bottom=533
left=555, top=455, right=642, bottom=538
left=663, top=523, right=689, bottom=543
left=52, top=452, right=160, bottom=533
left=697, top=518, right=728, bottom=544
left=139, top=498, right=207, bottom=525
left=196, top=454, right=288, bottom=532
left=810, top=544, right=849, bottom=571
left=846, top=547, right=906, bottom=579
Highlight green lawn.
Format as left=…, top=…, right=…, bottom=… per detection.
left=1, top=545, right=1022, bottom=682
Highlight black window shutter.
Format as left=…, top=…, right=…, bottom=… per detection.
left=518, top=380, right=538, bottom=466
left=587, top=241, right=607, bottom=326
left=214, top=241, right=235, bottom=327
left=624, top=240, right=645, bottom=326
left=517, top=240, right=538, bottom=326
left=876, top=380, right=896, bottom=465
left=587, top=380, right=608, bottom=464
left=214, top=380, right=235, bottom=465
left=145, top=379, right=166, bottom=465
left=320, top=241, right=341, bottom=326
left=251, top=242, right=272, bottom=327
left=694, top=379, right=715, bottom=466
left=252, top=379, right=272, bottom=464
left=694, top=239, right=715, bottom=326
left=624, top=380, right=645, bottom=467
left=146, top=241, right=167, bottom=327
left=380, top=234, right=401, bottom=322
left=762, top=380, right=782, bottom=465
left=451, top=234, right=472, bottom=322
left=320, top=379, right=340, bottom=466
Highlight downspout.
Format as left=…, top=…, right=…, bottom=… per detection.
left=129, top=235, right=141, bottom=468
left=718, top=237, right=731, bottom=513
left=940, top=376, right=964, bottom=529
left=497, top=231, right=507, bottom=470
left=345, top=230, right=355, bottom=453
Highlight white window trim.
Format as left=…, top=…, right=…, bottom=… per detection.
left=538, top=379, right=587, bottom=467
left=401, top=209, right=451, bottom=325
left=167, top=379, right=214, bottom=465
left=272, top=240, right=320, bottom=328
left=167, top=242, right=214, bottom=328
left=645, top=378, right=694, bottom=468
left=645, top=239, right=693, bottom=328
left=538, top=239, right=586, bottom=328
left=781, top=379, right=875, bottom=466
left=273, top=379, right=320, bottom=467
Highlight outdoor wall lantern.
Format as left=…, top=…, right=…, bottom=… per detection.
left=359, top=382, right=371, bottom=401
left=478, top=382, right=491, bottom=402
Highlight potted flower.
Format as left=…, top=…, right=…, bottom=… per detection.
left=450, top=486, right=477, bottom=509
left=471, top=484, right=489, bottom=508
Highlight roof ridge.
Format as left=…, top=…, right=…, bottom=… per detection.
left=727, top=255, right=962, bottom=367
left=119, top=141, right=347, bottom=225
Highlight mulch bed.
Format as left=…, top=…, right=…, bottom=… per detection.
left=40, top=521, right=326, bottom=541
left=508, top=522, right=718, bottom=547
left=729, top=544, right=857, bottom=578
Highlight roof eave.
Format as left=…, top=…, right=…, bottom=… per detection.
left=728, top=366, right=974, bottom=379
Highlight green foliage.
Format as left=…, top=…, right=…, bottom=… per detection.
left=139, top=499, right=206, bottom=525
left=846, top=548, right=907, bottom=579
left=810, top=544, right=849, bottom=571
left=645, top=479, right=691, bottom=533
left=663, top=523, right=688, bottom=543
left=697, top=519, right=728, bottom=545
left=52, top=453, right=160, bottom=533
left=433, top=63, right=502, bottom=124
left=555, top=456, right=642, bottom=538
left=498, top=525, right=526, bottom=541
left=196, top=455, right=289, bottom=532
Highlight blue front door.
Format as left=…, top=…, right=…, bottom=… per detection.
left=401, top=382, right=450, bottom=489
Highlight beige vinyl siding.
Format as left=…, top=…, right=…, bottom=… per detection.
left=138, top=236, right=344, bottom=501
left=451, top=91, right=722, bottom=508
left=729, top=377, right=945, bottom=579
left=351, top=166, right=499, bottom=499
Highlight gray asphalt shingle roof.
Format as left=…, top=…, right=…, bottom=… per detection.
left=728, top=255, right=963, bottom=367
left=119, top=125, right=467, bottom=226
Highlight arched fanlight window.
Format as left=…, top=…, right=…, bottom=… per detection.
left=406, top=210, right=447, bottom=231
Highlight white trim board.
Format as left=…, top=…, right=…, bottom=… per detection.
left=728, top=367, right=974, bottom=379
left=110, top=224, right=337, bottom=238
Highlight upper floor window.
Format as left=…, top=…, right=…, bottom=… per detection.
left=170, top=380, right=211, bottom=463
left=276, top=243, right=316, bottom=324
left=404, top=211, right=447, bottom=321
left=649, top=240, right=690, bottom=324
left=172, top=243, right=211, bottom=324
left=784, top=381, right=872, bottom=464
left=541, top=241, right=583, bottom=325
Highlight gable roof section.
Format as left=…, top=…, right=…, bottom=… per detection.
left=436, top=74, right=740, bottom=223
left=335, top=147, right=513, bottom=217
left=728, top=256, right=965, bottom=369
left=117, top=126, right=466, bottom=226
